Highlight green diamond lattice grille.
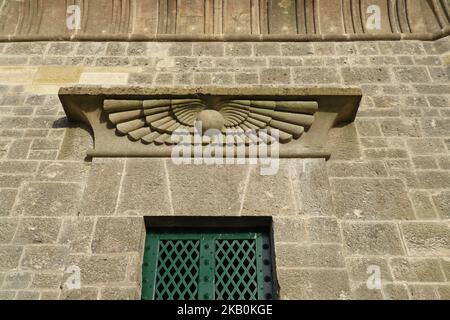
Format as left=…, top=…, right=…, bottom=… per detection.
left=142, top=231, right=274, bottom=300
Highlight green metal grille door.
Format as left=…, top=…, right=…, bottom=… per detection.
left=141, top=230, right=275, bottom=300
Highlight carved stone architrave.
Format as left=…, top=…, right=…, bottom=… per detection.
left=59, top=87, right=362, bottom=159
left=1, top=0, right=449, bottom=42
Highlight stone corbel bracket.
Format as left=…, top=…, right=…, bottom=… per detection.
left=59, top=87, right=362, bottom=159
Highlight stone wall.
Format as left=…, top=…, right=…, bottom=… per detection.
left=0, top=38, right=449, bottom=300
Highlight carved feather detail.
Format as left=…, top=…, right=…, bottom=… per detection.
left=103, top=99, right=318, bottom=145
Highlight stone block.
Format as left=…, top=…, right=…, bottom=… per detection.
left=393, top=67, right=430, bottom=82
left=345, top=257, right=392, bottom=282
left=225, top=43, right=252, bottom=56
left=166, top=161, right=248, bottom=216
left=6, top=139, right=32, bottom=159
left=81, top=159, right=124, bottom=216
left=409, top=191, right=438, bottom=220
left=168, top=43, right=193, bottom=56
left=0, top=218, right=18, bottom=243
left=0, top=189, right=17, bottom=216
left=273, top=217, right=307, bottom=243
left=276, top=244, right=345, bottom=268
left=432, top=192, right=450, bottom=219
left=16, top=291, right=40, bottom=300
left=254, top=43, right=281, bottom=56
left=306, top=217, right=342, bottom=243
left=416, top=171, right=450, bottom=189
left=14, top=182, right=83, bottom=216
left=380, top=119, right=422, bottom=137
left=400, top=222, right=450, bottom=256
left=105, top=43, right=127, bottom=56
left=3, top=271, right=32, bottom=289
left=342, top=222, right=404, bottom=255
left=36, top=162, right=90, bottom=182
left=408, top=285, right=439, bottom=300
left=390, top=258, right=445, bottom=282
left=341, top=67, right=391, bottom=84
left=235, top=73, right=259, bottom=84
left=60, top=287, right=98, bottom=300
left=13, top=218, right=61, bottom=244
left=327, top=161, right=387, bottom=177
left=91, top=217, right=145, bottom=254
left=0, top=246, right=23, bottom=270
left=281, top=43, right=313, bottom=56
left=30, top=272, right=63, bottom=289
left=21, top=245, right=68, bottom=271
left=260, top=68, right=290, bottom=84
left=241, top=161, right=298, bottom=216
left=193, top=43, right=224, bottom=56
left=58, top=125, right=93, bottom=160
left=350, top=282, right=383, bottom=300
left=295, top=159, right=334, bottom=216
left=58, top=217, right=95, bottom=253
left=327, top=123, right=361, bottom=160
left=278, top=268, right=350, bottom=300
left=383, top=283, right=409, bottom=300
left=66, top=254, right=128, bottom=285
left=33, top=67, right=82, bottom=84
left=422, top=119, right=450, bottom=137
left=330, top=178, right=414, bottom=220
left=100, top=287, right=138, bottom=300
left=117, top=159, right=171, bottom=215
left=407, top=138, right=446, bottom=154
left=292, top=67, right=341, bottom=84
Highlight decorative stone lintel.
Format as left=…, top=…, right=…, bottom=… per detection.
left=59, top=86, right=362, bottom=159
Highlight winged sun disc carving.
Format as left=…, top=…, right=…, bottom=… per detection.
left=104, top=99, right=319, bottom=145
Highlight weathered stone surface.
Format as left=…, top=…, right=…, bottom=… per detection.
left=2, top=271, right=32, bottom=289
left=306, top=217, right=342, bottom=243
left=91, top=217, right=145, bottom=254
left=16, top=291, right=40, bottom=300
left=390, top=258, right=445, bottom=282
left=14, top=182, right=83, bottom=216
left=273, top=217, right=307, bottom=243
left=0, top=246, right=23, bottom=270
left=36, top=162, right=89, bottom=182
left=342, top=222, right=405, bottom=255
left=350, top=282, right=383, bottom=300
left=100, top=287, right=138, bottom=300
left=242, top=161, right=298, bottom=216
left=60, top=287, right=99, bottom=300
left=346, top=257, right=392, bottom=282
left=21, top=245, right=68, bottom=271
left=66, top=255, right=128, bottom=285
left=416, top=171, right=450, bottom=189
left=408, top=285, right=439, bottom=300
left=410, top=191, right=438, bottom=220
left=13, top=218, right=61, bottom=244
left=327, top=123, right=361, bottom=160
left=58, top=217, right=95, bottom=253
left=400, top=222, right=450, bottom=256
left=295, top=159, right=334, bottom=216
left=30, top=272, right=63, bottom=289
left=166, top=161, right=247, bottom=216
left=276, top=243, right=344, bottom=268
left=330, top=179, right=414, bottom=220
left=383, top=283, right=409, bottom=300
left=58, top=126, right=93, bottom=160
left=0, top=218, right=17, bottom=243
left=327, top=161, right=387, bottom=177
left=0, top=189, right=17, bottom=216
left=117, top=159, right=172, bottom=216
left=81, top=159, right=124, bottom=216
left=433, top=192, right=450, bottom=219
left=278, top=269, right=350, bottom=300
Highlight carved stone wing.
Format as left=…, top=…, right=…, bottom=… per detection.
left=218, top=100, right=318, bottom=143
left=104, top=99, right=206, bottom=145
left=103, top=99, right=318, bottom=145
